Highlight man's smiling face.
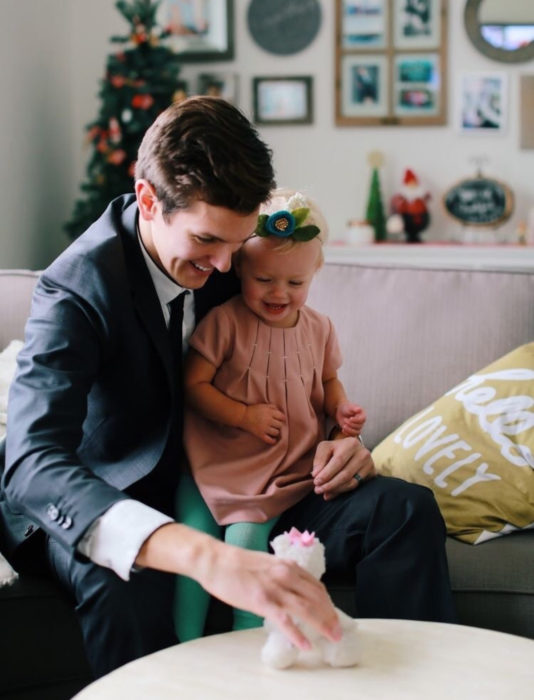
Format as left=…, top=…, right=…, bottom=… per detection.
left=136, top=180, right=259, bottom=289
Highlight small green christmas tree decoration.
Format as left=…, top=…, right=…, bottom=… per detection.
left=365, top=151, right=387, bottom=243
left=65, top=0, right=183, bottom=239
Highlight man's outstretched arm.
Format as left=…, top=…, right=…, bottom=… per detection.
left=136, top=522, right=343, bottom=650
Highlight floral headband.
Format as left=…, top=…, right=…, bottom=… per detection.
left=254, top=192, right=321, bottom=242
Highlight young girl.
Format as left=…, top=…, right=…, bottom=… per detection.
left=174, top=189, right=365, bottom=640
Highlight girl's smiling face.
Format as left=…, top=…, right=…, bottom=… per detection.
left=237, top=236, right=322, bottom=328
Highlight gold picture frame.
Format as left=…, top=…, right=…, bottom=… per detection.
left=335, top=0, right=448, bottom=126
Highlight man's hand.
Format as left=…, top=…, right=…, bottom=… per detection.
left=136, top=524, right=342, bottom=651
left=335, top=402, right=366, bottom=437
left=240, top=403, right=285, bottom=444
left=311, top=435, right=376, bottom=500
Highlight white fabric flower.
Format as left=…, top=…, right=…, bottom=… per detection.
left=286, top=192, right=308, bottom=210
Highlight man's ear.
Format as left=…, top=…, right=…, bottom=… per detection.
left=135, top=180, right=158, bottom=221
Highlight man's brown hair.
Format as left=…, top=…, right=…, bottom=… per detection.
left=135, top=96, right=275, bottom=217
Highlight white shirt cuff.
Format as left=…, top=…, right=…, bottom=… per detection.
left=77, top=500, right=173, bottom=581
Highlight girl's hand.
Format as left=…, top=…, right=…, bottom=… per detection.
left=241, top=403, right=285, bottom=444
left=335, top=402, right=366, bottom=437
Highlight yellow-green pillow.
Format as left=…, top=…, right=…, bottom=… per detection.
left=372, top=343, right=534, bottom=544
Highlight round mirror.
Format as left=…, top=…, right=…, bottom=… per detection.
left=464, top=0, right=534, bottom=63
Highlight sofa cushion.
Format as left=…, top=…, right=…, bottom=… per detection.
left=446, top=531, right=534, bottom=638
left=307, top=264, right=534, bottom=451
left=372, top=343, right=534, bottom=544
left=0, top=339, right=23, bottom=439
left=0, top=270, right=39, bottom=350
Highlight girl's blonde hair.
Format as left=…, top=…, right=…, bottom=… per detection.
left=251, top=188, right=328, bottom=265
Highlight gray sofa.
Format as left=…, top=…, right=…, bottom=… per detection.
left=1, top=260, right=533, bottom=699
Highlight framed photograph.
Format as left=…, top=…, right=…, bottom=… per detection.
left=340, top=55, right=388, bottom=119
left=157, top=0, right=234, bottom=61
left=197, top=72, right=238, bottom=104
left=457, top=72, right=507, bottom=133
left=341, top=0, right=388, bottom=49
left=253, top=77, right=313, bottom=126
left=335, top=0, right=447, bottom=126
left=393, top=0, right=441, bottom=49
left=394, top=53, right=440, bottom=116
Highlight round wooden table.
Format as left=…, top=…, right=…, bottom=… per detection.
left=73, top=619, right=534, bottom=699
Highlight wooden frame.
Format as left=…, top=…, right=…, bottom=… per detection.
left=520, top=75, right=534, bottom=149
left=335, top=0, right=448, bottom=126
left=157, top=0, right=234, bottom=62
left=443, top=175, right=514, bottom=228
left=253, top=76, right=313, bottom=126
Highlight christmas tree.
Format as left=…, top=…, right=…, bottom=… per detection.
left=65, top=0, right=183, bottom=239
left=365, top=151, right=386, bottom=242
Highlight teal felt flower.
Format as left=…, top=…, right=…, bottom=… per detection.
left=255, top=205, right=320, bottom=242
left=266, top=211, right=295, bottom=237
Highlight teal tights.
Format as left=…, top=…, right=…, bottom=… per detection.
left=174, top=474, right=278, bottom=642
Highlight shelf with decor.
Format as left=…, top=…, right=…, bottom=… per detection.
left=324, top=243, right=534, bottom=272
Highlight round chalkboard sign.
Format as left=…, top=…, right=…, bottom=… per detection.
left=247, top=0, right=322, bottom=56
left=443, top=176, right=514, bottom=227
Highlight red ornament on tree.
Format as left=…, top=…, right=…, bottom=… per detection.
left=110, top=74, right=127, bottom=89
left=131, top=93, right=154, bottom=109
left=389, top=168, right=431, bottom=243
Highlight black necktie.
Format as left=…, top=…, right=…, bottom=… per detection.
left=168, top=290, right=189, bottom=390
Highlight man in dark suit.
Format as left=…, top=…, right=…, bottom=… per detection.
left=1, top=97, right=455, bottom=679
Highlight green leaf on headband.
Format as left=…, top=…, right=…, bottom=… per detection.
left=254, top=214, right=269, bottom=236
left=292, top=207, right=310, bottom=227
left=293, top=225, right=320, bottom=241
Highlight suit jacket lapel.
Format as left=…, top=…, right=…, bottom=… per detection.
left=119, top=199, right=175, bottom=386
left=118, top=196, right=241, bottom=382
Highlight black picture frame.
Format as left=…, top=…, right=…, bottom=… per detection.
left=253, top=76, right=314, bottom=126
left=158, top=0, right=234, bottom=62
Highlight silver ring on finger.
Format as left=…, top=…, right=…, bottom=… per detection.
left=354, top=473, right=364, bottom=483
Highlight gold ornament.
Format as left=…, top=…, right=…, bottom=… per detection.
left=367, top=150, right=385, bottom=169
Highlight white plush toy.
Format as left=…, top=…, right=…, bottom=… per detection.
left=261, top=527, right=362, bottom=669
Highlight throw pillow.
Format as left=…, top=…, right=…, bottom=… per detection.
left=372, top=343, right=534, bottom=544
left=0, top=339, right=23, bottom=439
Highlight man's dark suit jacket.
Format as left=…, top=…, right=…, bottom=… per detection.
left=0, top=194, right=238, bottom=568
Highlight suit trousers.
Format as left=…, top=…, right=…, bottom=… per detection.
left=46, top=535, right=178, bottom=679
left=272, top=475, right=457, bottom=622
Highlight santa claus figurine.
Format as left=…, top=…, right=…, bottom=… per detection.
left=389, top=168, right=431, bottom=243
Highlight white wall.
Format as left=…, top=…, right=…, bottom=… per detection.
left=0, top=0, right=72, bottom=268
left=2, top=0, right=534, bottom=269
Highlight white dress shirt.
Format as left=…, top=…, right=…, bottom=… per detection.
left=77, top=227, right=195, bottom=580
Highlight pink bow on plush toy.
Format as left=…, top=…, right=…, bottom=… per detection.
left=288, top=527, right=315, bottom=547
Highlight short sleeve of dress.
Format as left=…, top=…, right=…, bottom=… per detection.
left=322, top=317, right=343, bottom=381
left=189, top=303, right=234, bottom=368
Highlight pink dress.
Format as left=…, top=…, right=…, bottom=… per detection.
left=184, top=296, right=342, bottom=525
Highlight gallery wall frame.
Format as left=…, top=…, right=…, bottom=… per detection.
left=335, top=0, right=448, bottom=126
left=456, top=71, right=508, bottom=134
left=157, top=0, right=234, bottom=62
left=253, top=76, right=314, bottom=126
left=520, top=75, right=534, bottom=149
